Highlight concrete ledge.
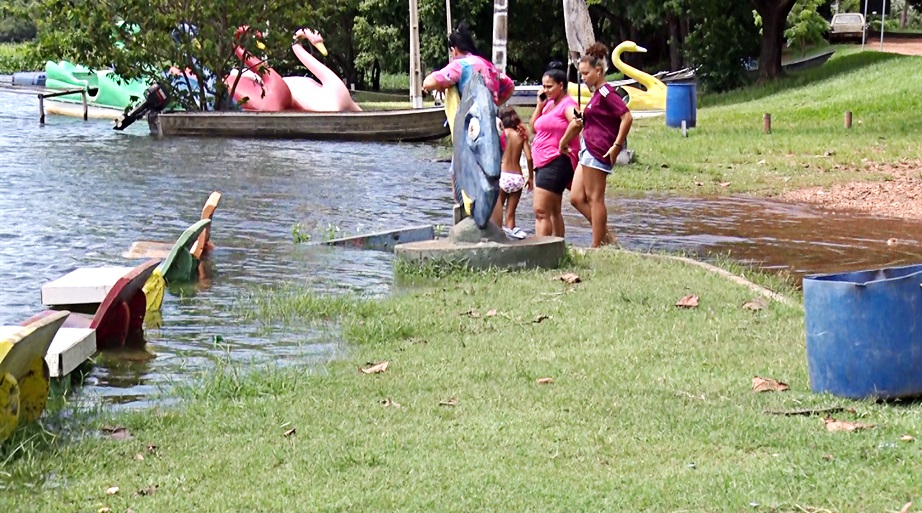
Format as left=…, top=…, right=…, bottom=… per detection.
left=323, top=225, right=435, bottom=253
left=394, top=236, right=566, bottom=271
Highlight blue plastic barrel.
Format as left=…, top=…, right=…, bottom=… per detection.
left=12, top=71, right=46, bottom=87
left=803, top=263, right=922, bottom=399
left=665, top=82, right=697, bottom=128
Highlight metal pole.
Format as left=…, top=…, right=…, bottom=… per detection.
left=862, top=0, right=870, bottom=49
left=38, top=94, right=45, bottom=125
left=880, top=2, right=886, bottom=51
left=492, top=0, right=508, bottom=74
left=409, top=0, right=423, bottom=109
left=82, top=90, right=88, bottom=121
left=446, top=0, right=453, bottom=62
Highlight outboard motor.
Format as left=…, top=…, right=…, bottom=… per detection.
left=114, top=83, right=169, bottom=131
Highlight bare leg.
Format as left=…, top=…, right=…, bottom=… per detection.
left=569, top=164, right=592, bottom=222
left=492, top=190, right=507, bottom=228
left=504, top=190, right=522, bottom=229
left=551, top=195, right=565, bottom=238
left=582, top=165, right=612, bottom=247
left=533, top=188, right=560, bottom=236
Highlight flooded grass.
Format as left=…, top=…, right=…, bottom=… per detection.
left=610, top=48, right=922, bottom=195
left=1, top=251, right=919, bottom=512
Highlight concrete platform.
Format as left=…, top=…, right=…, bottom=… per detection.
left=394, top=236, right=567, bottom=271
left=323, top=225, right=435, bottom=252
left=41, top=266, right=135, bottom=306
left=0, top=326, right=96, bottom=378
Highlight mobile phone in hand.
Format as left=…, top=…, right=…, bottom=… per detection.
left=539, top=92, right=547, bottom=101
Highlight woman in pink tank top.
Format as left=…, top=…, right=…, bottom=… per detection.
left=529, top=62, right=580, bottom=238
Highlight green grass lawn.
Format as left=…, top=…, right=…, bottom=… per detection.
left=2, top=250, right=919, bottom=512
left=613, top=48, right=922, bottom=196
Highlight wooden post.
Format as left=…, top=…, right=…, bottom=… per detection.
left=81, top=90, right=88, bottom=121
left=844, top=110, right=852, bottom=129
left=38, top=94, right=45, bottom=125
left=409, top=0, right=423, bottom=109
left=492, top=0, right=508, bottom=74
left=762, top=113, right=771, bottom=134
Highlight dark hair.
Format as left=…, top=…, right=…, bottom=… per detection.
left=447, top=21, right=478, bottom=55
left=498, top=106, right=523, bottom=129
left=580, top=42, right=610, bottom=72
left=543, top=60, right=568, bottom=85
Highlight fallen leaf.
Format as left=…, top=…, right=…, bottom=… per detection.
left=135, top=484, right=158, bottom=496
left=823, top=416, right=875, bottom=432
left=283, top=428, right=296, bottom=437
left=439, top=397, right=458, bottom=407
left=147, top=443, right=158, bottom=453
left=694, top=181, right=704, bottom=186
left=752, top=376, right=790, bottom=392
left=887, top=238, right=898, bottom=246
left=101, top=425, right=133, bottom=441
left=106, top=486, right=119, bottom=496
left=98, top=508, right=111, bottom=513
left=486, top=309, right=497, bottom=317
left=134, top=453, right=145, bottom=461
left=822, top=454, right=835, bottom=461
left=381, top=398, right=401, bottom=408
left=719, top=182, right=731, bottom=187
left=536, top=377, right=554, bottom=384
left=900, top=502, right=912, bottom=513
left=360, top=361, right=390, bottom=374
left=555, top=272, right=581, bottom=284
left=675, top=295, right=699, bottom=308
left=533, top=314, right=551, bottom=324
left=743, top=297, right=769, bottom=311
left=900, top=434, right=915, bottom=442
left=459, top=308, right=481, bottom=318
left=757, top=159, right=767, bottom=165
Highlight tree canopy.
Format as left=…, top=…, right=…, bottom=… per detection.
left=11, top=0, right=894, bottom=107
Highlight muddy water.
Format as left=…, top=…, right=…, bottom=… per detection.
left=1, top=87, right=921, bottom=407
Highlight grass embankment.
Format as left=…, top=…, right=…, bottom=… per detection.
left=2, top=251, right=920, bottom=511
left=615, top=47, right=922, bottom=195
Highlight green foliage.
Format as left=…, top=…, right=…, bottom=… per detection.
left=0, top=42, right=43, bottom=73
left=30, top=0, right=311, bottom=111
left=0, top=17, right=36, bottom=43
left=785, top=0, right=829, bottom=57
left=684, top=0, right=760, bottom=92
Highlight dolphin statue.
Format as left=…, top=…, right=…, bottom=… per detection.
left=451, top=73, right=502, bottom=230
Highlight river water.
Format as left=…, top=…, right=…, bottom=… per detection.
left=1, top=88, right=921, bottom=406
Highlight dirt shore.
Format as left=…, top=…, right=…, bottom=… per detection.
left=780, top=160, right=922, bottom=220
left=779, top=39, right=922, bottom=220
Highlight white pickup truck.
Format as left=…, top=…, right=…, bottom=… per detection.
left=828, top=13, right=867, bottom=42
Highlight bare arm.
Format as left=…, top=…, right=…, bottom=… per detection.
left=558, top=107, right=582, bottom=154
left=422, top=74, right=442, bottom=94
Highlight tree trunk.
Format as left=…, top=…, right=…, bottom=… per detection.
left=900, top=0, right=909, bottom=29
left=668, top=13, right=681, bottom=71
left=752, top=0, right=796, bottom=80
left=372, top=58, right=381, bottom=91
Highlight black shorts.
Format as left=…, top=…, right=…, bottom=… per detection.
left=534, top=154, right=574, bottom=195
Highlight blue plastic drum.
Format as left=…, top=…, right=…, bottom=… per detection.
left=803, top=264, right=922, bottom=399
left=665, top=82, right=697, bottom=128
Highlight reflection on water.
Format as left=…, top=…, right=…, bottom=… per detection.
left=1, top=88, right=921, bottom=406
